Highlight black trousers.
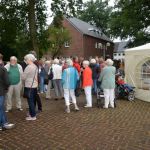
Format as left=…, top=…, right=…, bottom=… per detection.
left=34, top=93, right=42, bottom=111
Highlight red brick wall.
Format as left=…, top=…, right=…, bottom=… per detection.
left=61, top=18, right=114, bottom=59
left=62, top=19, right=84, bottom=57
left=83, top=35, right=114, bottom=59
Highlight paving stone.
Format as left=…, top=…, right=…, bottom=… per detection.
left=0, top=95, right=150, bottom=150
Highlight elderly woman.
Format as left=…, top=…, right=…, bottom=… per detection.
left=82, top=60, right=93, bottom=108
left=22, top=54, right=38, bottom=121
left=99, top=59, right=116, bottom=108
left=62, top=59, right=79, bottom=113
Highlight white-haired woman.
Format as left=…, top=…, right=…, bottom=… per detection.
left=99, top=59, right=116, bottom=108
left=5, top=56, right=23, bottom=112
left=82, top=60, right=93, bottom=108
left=52, top=59, right=63, bottom=100
left=22, top=54, right=38, bottom=121
left=62, top=59, right=79, bottom=113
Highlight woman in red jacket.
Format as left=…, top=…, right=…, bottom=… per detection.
left=82, top=60, right=93, bottom=107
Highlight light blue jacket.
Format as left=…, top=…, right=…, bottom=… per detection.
left=99, top=66, right=116, bottom=89
left=62, top=66, right=79, bottom=89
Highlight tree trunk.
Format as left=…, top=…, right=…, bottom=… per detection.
left=28, top=0, right=39, bottom=59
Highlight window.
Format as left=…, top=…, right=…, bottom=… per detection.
left=118, top=53, right=121, bottom=56
left=141, top=60, right=150, bottom=80
left=114, top=53, right=117, bottom=56
left=123, top=53, right=125, bottom=56
left=135, top=60, right=150, bottom=90
left=95, top=42, right=98, bottom=49
left=64, top=41, right=70, bottom=47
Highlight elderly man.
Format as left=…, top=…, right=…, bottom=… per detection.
left=5, top=56, right=23, bottom=112
left=62, top=59, right=79, bottom=113
left=52, top=59, right=63, bottom=100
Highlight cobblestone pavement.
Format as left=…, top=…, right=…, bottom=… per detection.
left=0, top=94, right=150, bottom=150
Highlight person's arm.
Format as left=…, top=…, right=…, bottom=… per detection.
left=98, top=69, right=104, bottom=82
left=22, top=66, right=30, bottom=80
left=3, top=68, right=10, bottom=89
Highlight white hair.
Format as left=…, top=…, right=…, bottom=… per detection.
left=53, top=59, right=59, bottom=64
left=90, top=58, right=96, bottom=64
left=10, top=56, right=17, bottom=61
left=106, top=59, right=114, bottom=66
left=66, top=59, right=73, bottom=66
left=25, top=54, right=36, bottom=62
left=45, top=61, right=51, bottom=64
left=83, top=60, right=90, bottom=66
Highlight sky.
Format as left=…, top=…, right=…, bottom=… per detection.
left=46, top=0, right=115, bottom=24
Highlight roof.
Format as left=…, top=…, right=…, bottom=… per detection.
left=114, top=41, right=129, bottom=52
left=126, top=43, right=150, bottom=52
left=66, top=17, right=112, bottom=43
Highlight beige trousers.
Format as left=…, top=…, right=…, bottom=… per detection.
left=6, top=82, right=22, bottom=110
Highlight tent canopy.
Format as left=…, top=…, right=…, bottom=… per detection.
left=125, top=43, right=150, bottom=52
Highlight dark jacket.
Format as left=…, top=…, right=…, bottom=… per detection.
left=0, top=65, right=10, bottom=96
left=90, top=64, right=100, bottom=80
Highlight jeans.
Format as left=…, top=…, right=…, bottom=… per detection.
left=53, top=79, right=63, bottom=98
left=92, top=79, right=97, bottom=94
left=26, top=88, right=37, bottom=117
left=40, top=76, right=45, bottom=93
left=0, top=96, right=7, bottom=127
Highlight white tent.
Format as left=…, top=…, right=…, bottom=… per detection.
left=125, top=43, right=150, bottom=102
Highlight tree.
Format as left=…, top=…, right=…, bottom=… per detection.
left=77, top=0, right=112, bottom=35
left=48, top=27, right=71, bottom=58
left=109, top=0, right=150, bottom=46
left=51, top=0, right=83, bottom=28
left=0, top=0, right=48, bottom=59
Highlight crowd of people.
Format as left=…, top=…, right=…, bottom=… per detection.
left=0, top=52, right=124, bottom=131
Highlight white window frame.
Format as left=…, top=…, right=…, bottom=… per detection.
left=64, top=41, right=70, bottom=48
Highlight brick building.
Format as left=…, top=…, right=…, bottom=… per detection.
left=61, top=17, right=114, bottom=59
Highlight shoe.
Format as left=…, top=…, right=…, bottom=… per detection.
left=84, top=105, right=92, bottom=108
left=4, top=123, right=15, bottom=129
left=26, top=116, right=37, bottom=121
left=55, top=98, right=58, bottom=101
left=75, top=107, right=80, bottom=111
left=36, top=110, right=42, bottom=114
left=0, top=127, right=2, bottom=131
left=5, top=109, right=12, bottom=113
left=46, top=98, right=51, bottom=100
left=17, top=108, right=23, bottom=111
left=66, top=107, right=70, bottom=113
left=103, top=106, right=108, bottom=109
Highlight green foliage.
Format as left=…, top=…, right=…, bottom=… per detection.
left=109, top=0, right=150, bottom=46
left=0, top=0, right=48, bottom=60
left=51, top=0, right=83, bottom=28
left=77, top=0, right=112, bottom=35
left=48, top=27, right=71, bottom=58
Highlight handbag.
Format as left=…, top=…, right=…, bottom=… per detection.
left=48, top=67, right=53, bottom=80
left=23, top=67, right=37, bottom=98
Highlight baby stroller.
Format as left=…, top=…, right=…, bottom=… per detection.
left=96, top=82, right=117, bottom=108
left=115, top=82, right=135, bottom=101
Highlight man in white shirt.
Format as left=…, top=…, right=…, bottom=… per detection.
left=52, top=59, right=63, bottom=100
